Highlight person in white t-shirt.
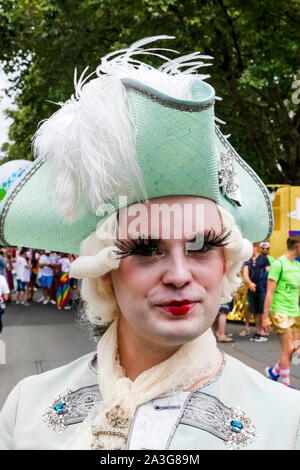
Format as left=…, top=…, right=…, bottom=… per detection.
left=23, top=253, right=33, bottom=306
left=14, top=248, right=31, bottom=305
left=38, top=251, right=54, bottom=305
left=0, top=274, right=10, bottom=334
left=56, top=254, right=72, bottom=310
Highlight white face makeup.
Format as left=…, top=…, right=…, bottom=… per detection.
left=107, top=196, right=227, bottom=348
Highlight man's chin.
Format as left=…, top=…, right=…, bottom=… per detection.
left=149, top=320, right=208, bottom=346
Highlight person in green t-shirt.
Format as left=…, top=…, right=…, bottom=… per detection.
left=263, top=236, right=300, bottom=387
left=267, top=254, right=275, bottom=265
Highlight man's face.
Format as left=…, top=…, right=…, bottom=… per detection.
left=260, top=244, right=269, bottom=255
left=107, top=196, right=226, bottom=348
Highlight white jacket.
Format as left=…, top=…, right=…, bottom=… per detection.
left=1, top=352, right=300, bottom=450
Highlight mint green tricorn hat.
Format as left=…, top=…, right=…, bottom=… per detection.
left=0, top=37, right=273, bottom=253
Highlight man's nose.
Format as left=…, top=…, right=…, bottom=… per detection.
left=161, top=249, right=193, bottom=288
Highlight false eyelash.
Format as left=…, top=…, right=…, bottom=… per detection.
left=191, top=229, right=232, bottom=249
left=113, top=230, right=231, bottom=259
left=113, top=236, right=159, bottom=259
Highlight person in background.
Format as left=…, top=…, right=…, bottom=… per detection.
left=243, top=243, right=270, bottom=342
left=213, top=299, right=235, bottom=343
left=0, top=273, right=9, bottom=335
left=263, top=236, right=300, bottom=388
left=233, top=267, right=252, bottom=337
left=14, top=248, right=30, bottom=305
left=239, top=305, right=251, bottom=337
left=260, top=241, right=275, bottom=266
left=38, top=250, right=54, bottom=304
left=30, top=249, right=40, bottom=293
left=0, top=249, right=7, bottom=276
left=49, top=252, right=61, bottom=304
left=68, top=255, right=80, bottom=308
left=4, top=249, right=15, bottom=302
left=23, top=253, right=33, bottom=305
left=56, top=253, right=72, bottom=310
left=35, top=250, right=41, bottom=287
left=257, top=243, right=272, bottom=334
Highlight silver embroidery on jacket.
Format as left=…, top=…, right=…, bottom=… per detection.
left=180, top=390, right=256, bottom=449
left=43, top=382, right=256, bottom=449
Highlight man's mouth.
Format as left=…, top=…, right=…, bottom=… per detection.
left=157, top=300, right=197, bottom=317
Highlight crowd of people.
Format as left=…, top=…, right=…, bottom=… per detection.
left=213, top=236, right=300, bottom=388
left=0, top=247, right=79, bottom=318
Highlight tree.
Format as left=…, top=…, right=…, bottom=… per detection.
left=0, top=0, right=299, bottom=184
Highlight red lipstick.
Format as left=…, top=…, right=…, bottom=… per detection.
left=158, top=300, right=197, bottom=317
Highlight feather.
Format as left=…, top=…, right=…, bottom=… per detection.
left=215, top=117, right=226, bottom=125
left=33, top=36, right=217, bottom=222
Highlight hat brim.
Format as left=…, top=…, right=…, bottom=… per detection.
left=0, top=157, right=103, bottom=253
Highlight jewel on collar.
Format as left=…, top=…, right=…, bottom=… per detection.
left=42, top=388, right=73, bottom=433
left=90, top=405, right=130, bottom=450
left=105, top=405, right=130, bottom=429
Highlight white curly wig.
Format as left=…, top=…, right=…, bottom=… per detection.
left=71, top=205, right=252, bottom=328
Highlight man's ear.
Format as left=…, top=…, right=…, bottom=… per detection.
left=100, top=272, right=112, bottom=284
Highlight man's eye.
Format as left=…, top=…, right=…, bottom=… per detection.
left=136, top=246, right=163, bottom=257
left=186, top=244, right=213, bottom=256
left=113, top=238, right=163, bottom=259
left=135, top=246, right=156, bottom=257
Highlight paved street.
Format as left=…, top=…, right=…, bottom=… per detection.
left=1, top=298, right=300, bottom=409
left=0, top=298, right=96, bottom=409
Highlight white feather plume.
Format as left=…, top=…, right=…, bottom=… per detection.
left=33, top=36, right=216, bottom=222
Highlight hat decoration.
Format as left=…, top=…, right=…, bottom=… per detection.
left=219, top=149, right=241, bottom=206
left=33, top=35, right=224, bottom=222
left=0, top=36, right=273, bottom=253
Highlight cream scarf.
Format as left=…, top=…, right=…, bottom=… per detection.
left=69, top=319, right=221, bottom=450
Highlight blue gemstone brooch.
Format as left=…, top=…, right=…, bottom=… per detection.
left=42, top=385, right=102, bottom=433
left=42, top=388, right=73, bottom=433
left=225, top=406, right=257, bottom=450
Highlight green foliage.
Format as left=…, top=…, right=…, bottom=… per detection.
left=0, top=0, right=299, bottom=184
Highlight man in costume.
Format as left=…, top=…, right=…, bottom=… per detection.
left=264, top=235, right=300, bottom=388
left=0, top=37, right=300, bottom=450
